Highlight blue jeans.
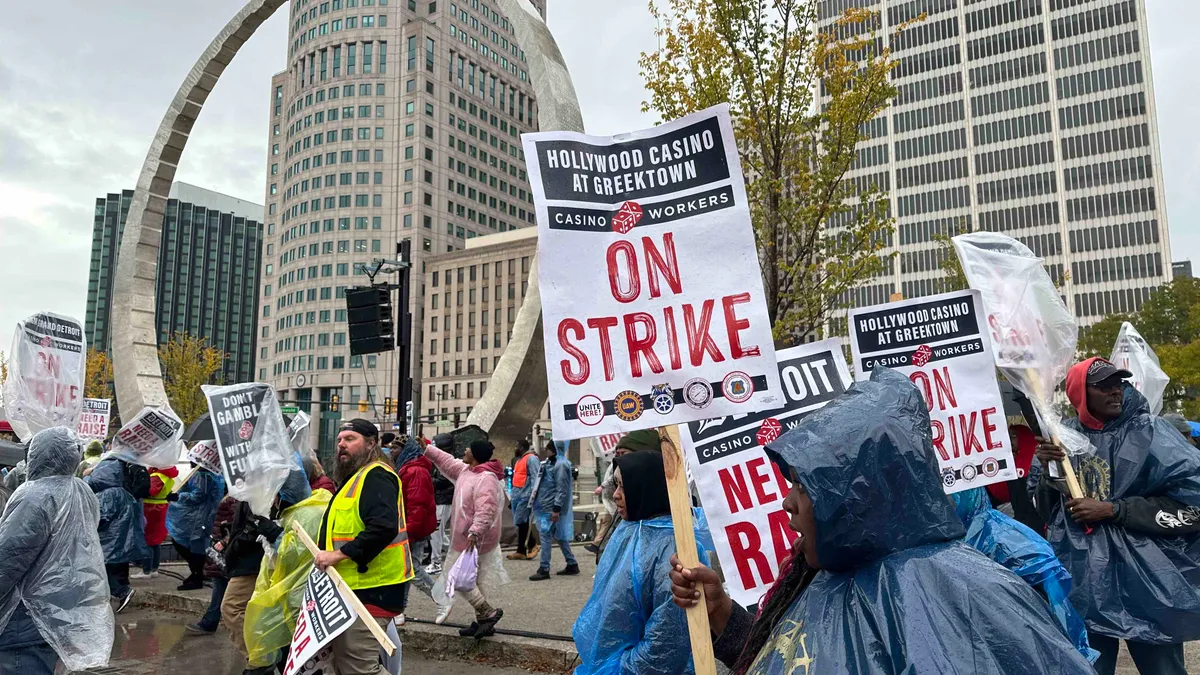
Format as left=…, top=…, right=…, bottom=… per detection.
left=142, top=545, right=161, bottom=574
left=0, top=642, right=56, bottom=675
left=198, top=576, right=228, bottom=631
left=538, top=518, right=577, bottom=571
left=1089, top=632, right=1186, bottom=675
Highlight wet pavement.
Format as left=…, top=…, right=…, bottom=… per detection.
left=97, top=608, right=538, bottom=675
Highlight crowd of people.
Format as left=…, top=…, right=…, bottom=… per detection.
left=2, top=356, right=1200, bottom=674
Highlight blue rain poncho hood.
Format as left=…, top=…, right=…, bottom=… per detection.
left=0, top=427, right=114, bottom=670
left=572, top=509, right=711, bottom=675
left=85, top=457, right=150, bottom=564
left=951, top=487, right=1097, bottom=663
left=749, top=368, right=1095, bottom=674
left=1030, top=382, right=1200, bottom=643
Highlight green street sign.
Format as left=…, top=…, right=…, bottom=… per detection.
left=281, top=406, right=299, bottom=415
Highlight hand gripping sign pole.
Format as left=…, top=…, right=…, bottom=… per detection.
left=290, top=521, right=397, bottom=655
left=659, top=425, right=717, bottom=675
left=952, top=232, right=1088, bottom=501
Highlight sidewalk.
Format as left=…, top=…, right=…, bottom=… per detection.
left=131, top=546, right=598, bottom=673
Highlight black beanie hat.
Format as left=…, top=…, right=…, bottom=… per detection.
left=470, top=439, right=495, bottom=463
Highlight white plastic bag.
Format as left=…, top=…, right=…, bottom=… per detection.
left=109, top=405, right=186, bottom=468
left=1111, top=322, right=1169, bottom=415
left=952, top=232, right=1093, bottom=459
left=203, top=382, right=295, bottom=517
left=445, top=546, right=479, bottom=597
left=381, top=620, right=403, bottom=674
left=288, top=410, right=319, bottom=467
left=2, top=312, right=87, bottom=441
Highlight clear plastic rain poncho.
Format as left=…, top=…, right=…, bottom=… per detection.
left=108, top=405, right=186, bottom=469
left=952, top=232, right=1094, bottom=460
left=243, top=487, right=331, bottom=667
left=1111, top=321, right=1170, bottom=415
left=0, top=427, right=114, bottom=670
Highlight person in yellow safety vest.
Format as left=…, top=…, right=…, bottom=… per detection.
left=132, top=466, right=179, bottom=581
left=314, top=419, right=415, bottom=675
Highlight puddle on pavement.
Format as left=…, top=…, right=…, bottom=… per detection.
left=104, top=610, right=243, bottom=675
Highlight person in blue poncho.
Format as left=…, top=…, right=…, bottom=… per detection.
left=85, top=457, right=151, bottom=612
left=529, top=441, right=577, bottom=580
left=166, top=463, right=226, bottom=590
left=950, top=486, right=1096, bottom=663
left=669, top=368, right=1095, bottom=675
left=1031, top=357, right=1200, bottom=675
left=573, top=450, right=709, bottom=675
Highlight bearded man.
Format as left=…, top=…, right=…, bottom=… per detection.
left=315, top=419, right=415, bottom=675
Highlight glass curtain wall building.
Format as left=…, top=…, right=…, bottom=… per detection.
left=257, top=0, right=544, bottom=456
left=820, top=0, right=1172, bottom=326
left=85, top=183, right=264, bottom=384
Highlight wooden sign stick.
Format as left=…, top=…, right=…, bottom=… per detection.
left=1026, top=373, right=1084, bottom=500
left=290, top=521, right=397, bottom=655
left=171, top=465, right=200, bottom=494
left=658, top=425, right=717, bottom=675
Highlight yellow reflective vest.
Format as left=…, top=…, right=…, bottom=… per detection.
left=143, top=471, right=175, bottom=505
left=323, top=461, right=414, bottom=589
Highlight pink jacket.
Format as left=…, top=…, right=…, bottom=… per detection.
left=424, top=445, right=505, bottom=554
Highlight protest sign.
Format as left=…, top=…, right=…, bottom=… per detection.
left=283, top=567, right=358, bottom=675
left=1111, top=321, right=1169, bottom=415
left=953, top=232, right=1090, bottom=498
left=681, top=340, right=852, bottom=608
left=77, top=398, right=112, bottom=442
left=589, top=432, right=624, bottom=461
left=203, top=382, right=295, bottom=517
left=849, top=290, right=1016, bottom=493
left=2, top=312, right=86, bottom=441
left=110, top=406, right=185, bottom=468
left=186, top=439, right=222, bottom=475
left=525, top=104, right=781, bottom=441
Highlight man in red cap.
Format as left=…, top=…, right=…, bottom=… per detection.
left=1032, top=357, right=1200, bottom=675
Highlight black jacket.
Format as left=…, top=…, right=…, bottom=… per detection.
left=318, top=469, right=406, bottom=612
left=225, top=502, right=284, bottom=578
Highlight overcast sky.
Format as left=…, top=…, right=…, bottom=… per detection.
left=0, top=1, right=1196, bottom=352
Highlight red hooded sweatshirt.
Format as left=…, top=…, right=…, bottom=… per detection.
left=1066, top=357, right=1107, bottom=431
left=143, top=465, right=180, bottom=546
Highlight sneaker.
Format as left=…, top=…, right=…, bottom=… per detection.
left=506, top=551, right=526, bottom=560
left=473, top=608, right=504, bottom=640
left=394, top=613, right=406, bottom=627
left=529, top=568, right=551, bottom=581
left=458, top=621, right=479, bottom=637
left=130, top=571, right=154, bottom=580
left=177, top=580, right=204, bottom=592
left=557, top=563, right=581, bottom=576
left=434, top=603, right=453, bottom=625
left=584, top=543, right=601, bottom=555
left=117, top=589, right=136, bottom=613
left=185, top=622, right=217, bottom=635
left=425, top=563, right=443, bottom=576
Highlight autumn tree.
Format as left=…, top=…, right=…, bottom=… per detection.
left=640, top=0, right=907, bottom=344
left=159, top=332, right=226, bottom=427
left=83, top=348, right=115, bottom=400
left=0, top=350, right=7, bottom=383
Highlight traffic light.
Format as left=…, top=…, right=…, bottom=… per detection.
left=331, top=394, right=340, bottom=413
left=383, top=398, right=394, bottom=415
left=358, top=399, right=369, bottom=413
left=345, top=286, right=394, bottom=356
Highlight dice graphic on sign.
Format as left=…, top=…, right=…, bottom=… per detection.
left=912, top=345, right=932, bottom=367
left=612, top=201, right=644, bottom=234
left=238, top=421, right=254, bottom=441
left=757, top=418, right=783, bottom=446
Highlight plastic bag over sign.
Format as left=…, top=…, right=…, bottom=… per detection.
left=2, top=312, right=87, bottom=441
left=1111, top=322, right=1169, bottom=415
left=952, top=232, right=1093, bottom=459
left=288, top=410, right=318, bottom=468
left=108, top=405, right=185, bottom=468
left=203, top=383, right=295, bottom=517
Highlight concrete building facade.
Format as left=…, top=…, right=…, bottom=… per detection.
left=416, top=227, right=537, bottom=438
left=820, top=0, right=1172, bottom=325
left=256, top=0, right=543, bottom=455
left=86, top=183, right=264, bottom=384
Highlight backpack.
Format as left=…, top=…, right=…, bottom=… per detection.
left=122, top=461, right=152, bottom=500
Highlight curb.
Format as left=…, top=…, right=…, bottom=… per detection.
left=132, top=589, right=578, bottom=673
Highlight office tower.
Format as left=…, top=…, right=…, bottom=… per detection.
left=86, top=182, right=264, bottom=384
left=258, top=0, right=543, bottom=454
left=417, top=226, right=535, bottom=439
left=820, top=0, right=1172, bottom=325
left=1172, top=260, right=1192, bottom=279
